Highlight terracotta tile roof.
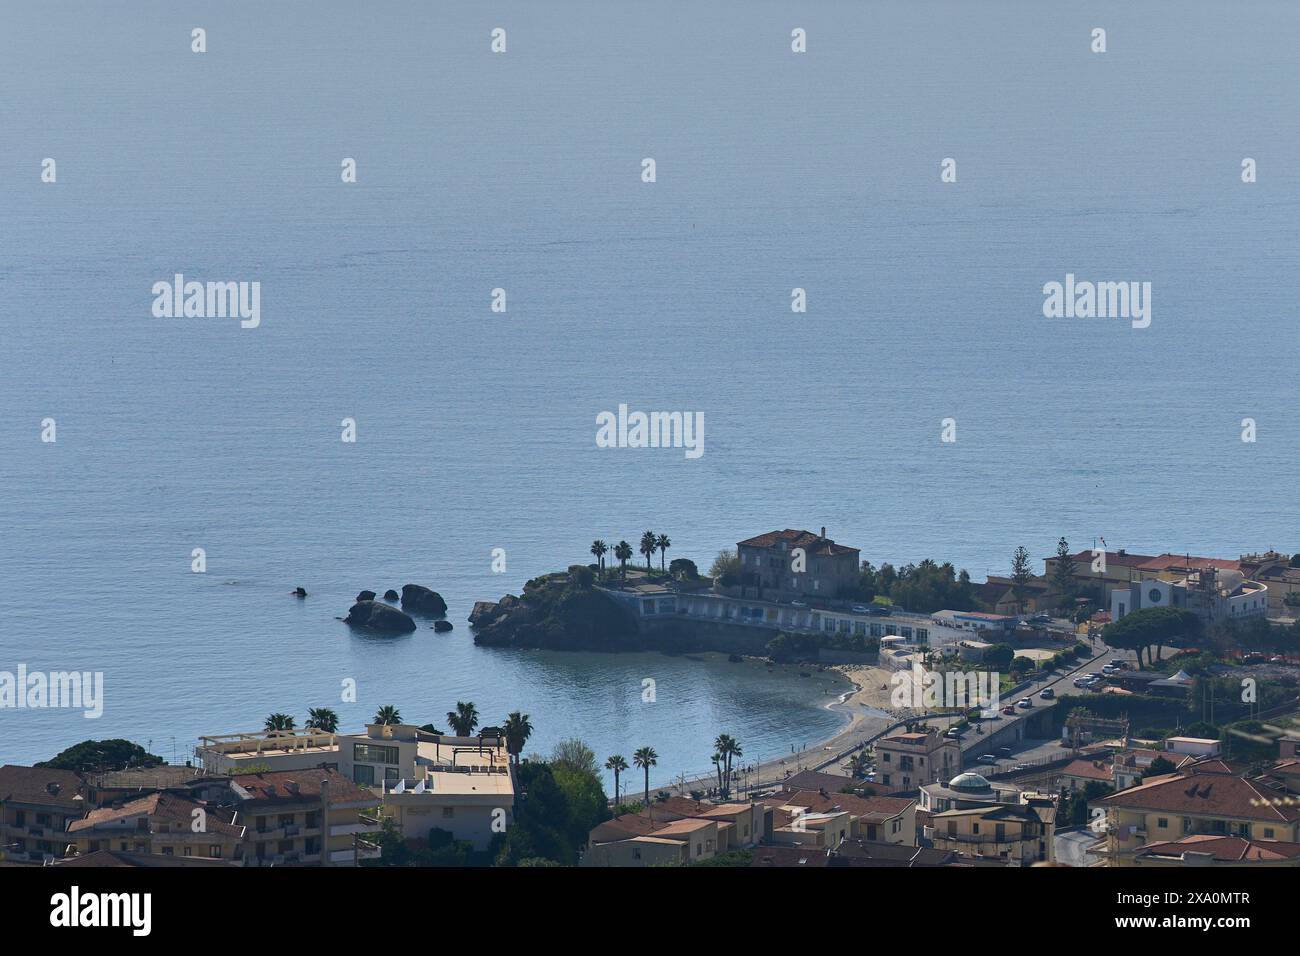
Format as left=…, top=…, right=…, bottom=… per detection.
left=650, top=818, right=716, bottom=838
left=1062, top=759, right=1115, bottom=783
left=0, top=765, right=88, bottom=810
left=229, top=768, right=375, bottom=807
left=736, top=529, right=858, bottom=557
left=1136, top=835, right=1300, bottom=863
left=1056, top=550, right=1157, bottom=568
left=1135, top=553, right=1241, bottom=573
left=1099, top=764, right=1300, bottom=822
left=780, top=771, right=856, bottom=794
left=771, top=789, right=913, bottom=822
left=68, top=792, right=244, bottom=838
left=750, top=846, right=831, bottom=867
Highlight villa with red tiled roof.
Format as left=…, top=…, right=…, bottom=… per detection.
left=735, top=528, right=860, bottom=602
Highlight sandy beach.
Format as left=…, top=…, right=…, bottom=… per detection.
left=656, top=662, right=932, bottom=798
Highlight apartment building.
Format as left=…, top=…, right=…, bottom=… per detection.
left=875, top=728, right=960, bottom=793
left=929, top=799, right=1056, bottom=866
left=196, top=723, right=514, bottom=850
left=0, top=765, right=89, bottom=863
left=583, top=814, right=725, bottom=866
left=67, top=791, right=246, bottom=861
left=228, top=768, right=381, bottom=866
left=761, top=789, right=916, bottom=845
left=1096, top=759, right=1300, bottom=865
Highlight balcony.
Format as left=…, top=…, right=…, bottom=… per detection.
left=329, top=822, right=372, bottom=837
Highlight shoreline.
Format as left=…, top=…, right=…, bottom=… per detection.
left=650, top=661, right=900, bottom=799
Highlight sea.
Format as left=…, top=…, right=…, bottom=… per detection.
left=1, top=1, right=1297, bottom=790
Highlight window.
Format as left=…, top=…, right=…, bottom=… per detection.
left=384, top=767, right=399, bottom=784
left=209, top=845, right=222, bottom=859
left=353, top=765, right=375, bottom=786
left=162, top=846, right=173, bottom=856
left=278, top=840, right=293, bottom=853
left=1265, top=828, right=1275, bottom=839
left=183, top=847, right=192, bottom=857
left=1157, top=817, right=1168, bottom=829
left=305, top=837, right=320, bottom=855
left=353, top=743, right=399, bottom=765
left=917, top=628, right=928, bottom=642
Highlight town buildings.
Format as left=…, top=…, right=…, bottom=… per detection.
left=195, top=723, right=514, bottom=850
left=61, top=767, right=381, bottom=865
left=0, top=765, right=90, bottom=863
left=1095, top=758, right=1300, bottom=866
left=875, top=728, right=961, bottom=794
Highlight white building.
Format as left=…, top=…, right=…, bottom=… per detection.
left=195, top=724, right=514, bottom=850
left=1110, top=570, right=1267, bottom=624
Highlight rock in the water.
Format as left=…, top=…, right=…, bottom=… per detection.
left=468, top=601, right=501, bottom=627
left=384, top=589, right=400, bottom=602
left=401, top=584, right=448, bottom=617
left=344, top=600, right=417, bottom=634
left=356, top=589, right=377, bottom=603
left=433, top=620, right=453, bottom=633
left=293, top=587, right=308, bottom=598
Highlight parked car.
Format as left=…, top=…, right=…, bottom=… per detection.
left=868, top=605, right=892, bottom=616
left=978, top=754, right=997, bottom=764
left=1040, top=688, right=1055, bottom=699
left=1017, top=698, right=1033, bottom=708
left=1001, top=705, right=1017, bottom=716
left=851, top=605, right=871, bottom=614
left=1109, top=659, right=1127, bottom=668
left=1028, top=615, right=1051, bottom=626
left=996, top=747, right=1014, bottom=758
left=1073, top=677, right=1091, bottom=688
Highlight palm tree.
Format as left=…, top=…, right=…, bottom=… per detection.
left=305, top=708, right=339, bottom=733
left=632, top=746, right=658, bottom=806
left=264, top=713, right=295, bottom=733
left=605, top=754, right=628, bottom=803
left=503, top=711, right=533, bottom=764
left=614, top=540, right=633, bottom=581
left=447, top=701, right=479, bottom=737
left=373, top=705, right=401, bottom=725
left=639, top=531, right=657, bottom=571
left=591, top=539, right=608, bottom=572
left=656, top=533, right=671, bottom=571
left=847, top=751, right=871, bottom=779
left=711, top=752, right=723, bottom=793
left=712, top=734, right=744, bottom=797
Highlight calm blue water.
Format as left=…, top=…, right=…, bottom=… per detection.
left=2, top=1, right=1297, bottom=788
